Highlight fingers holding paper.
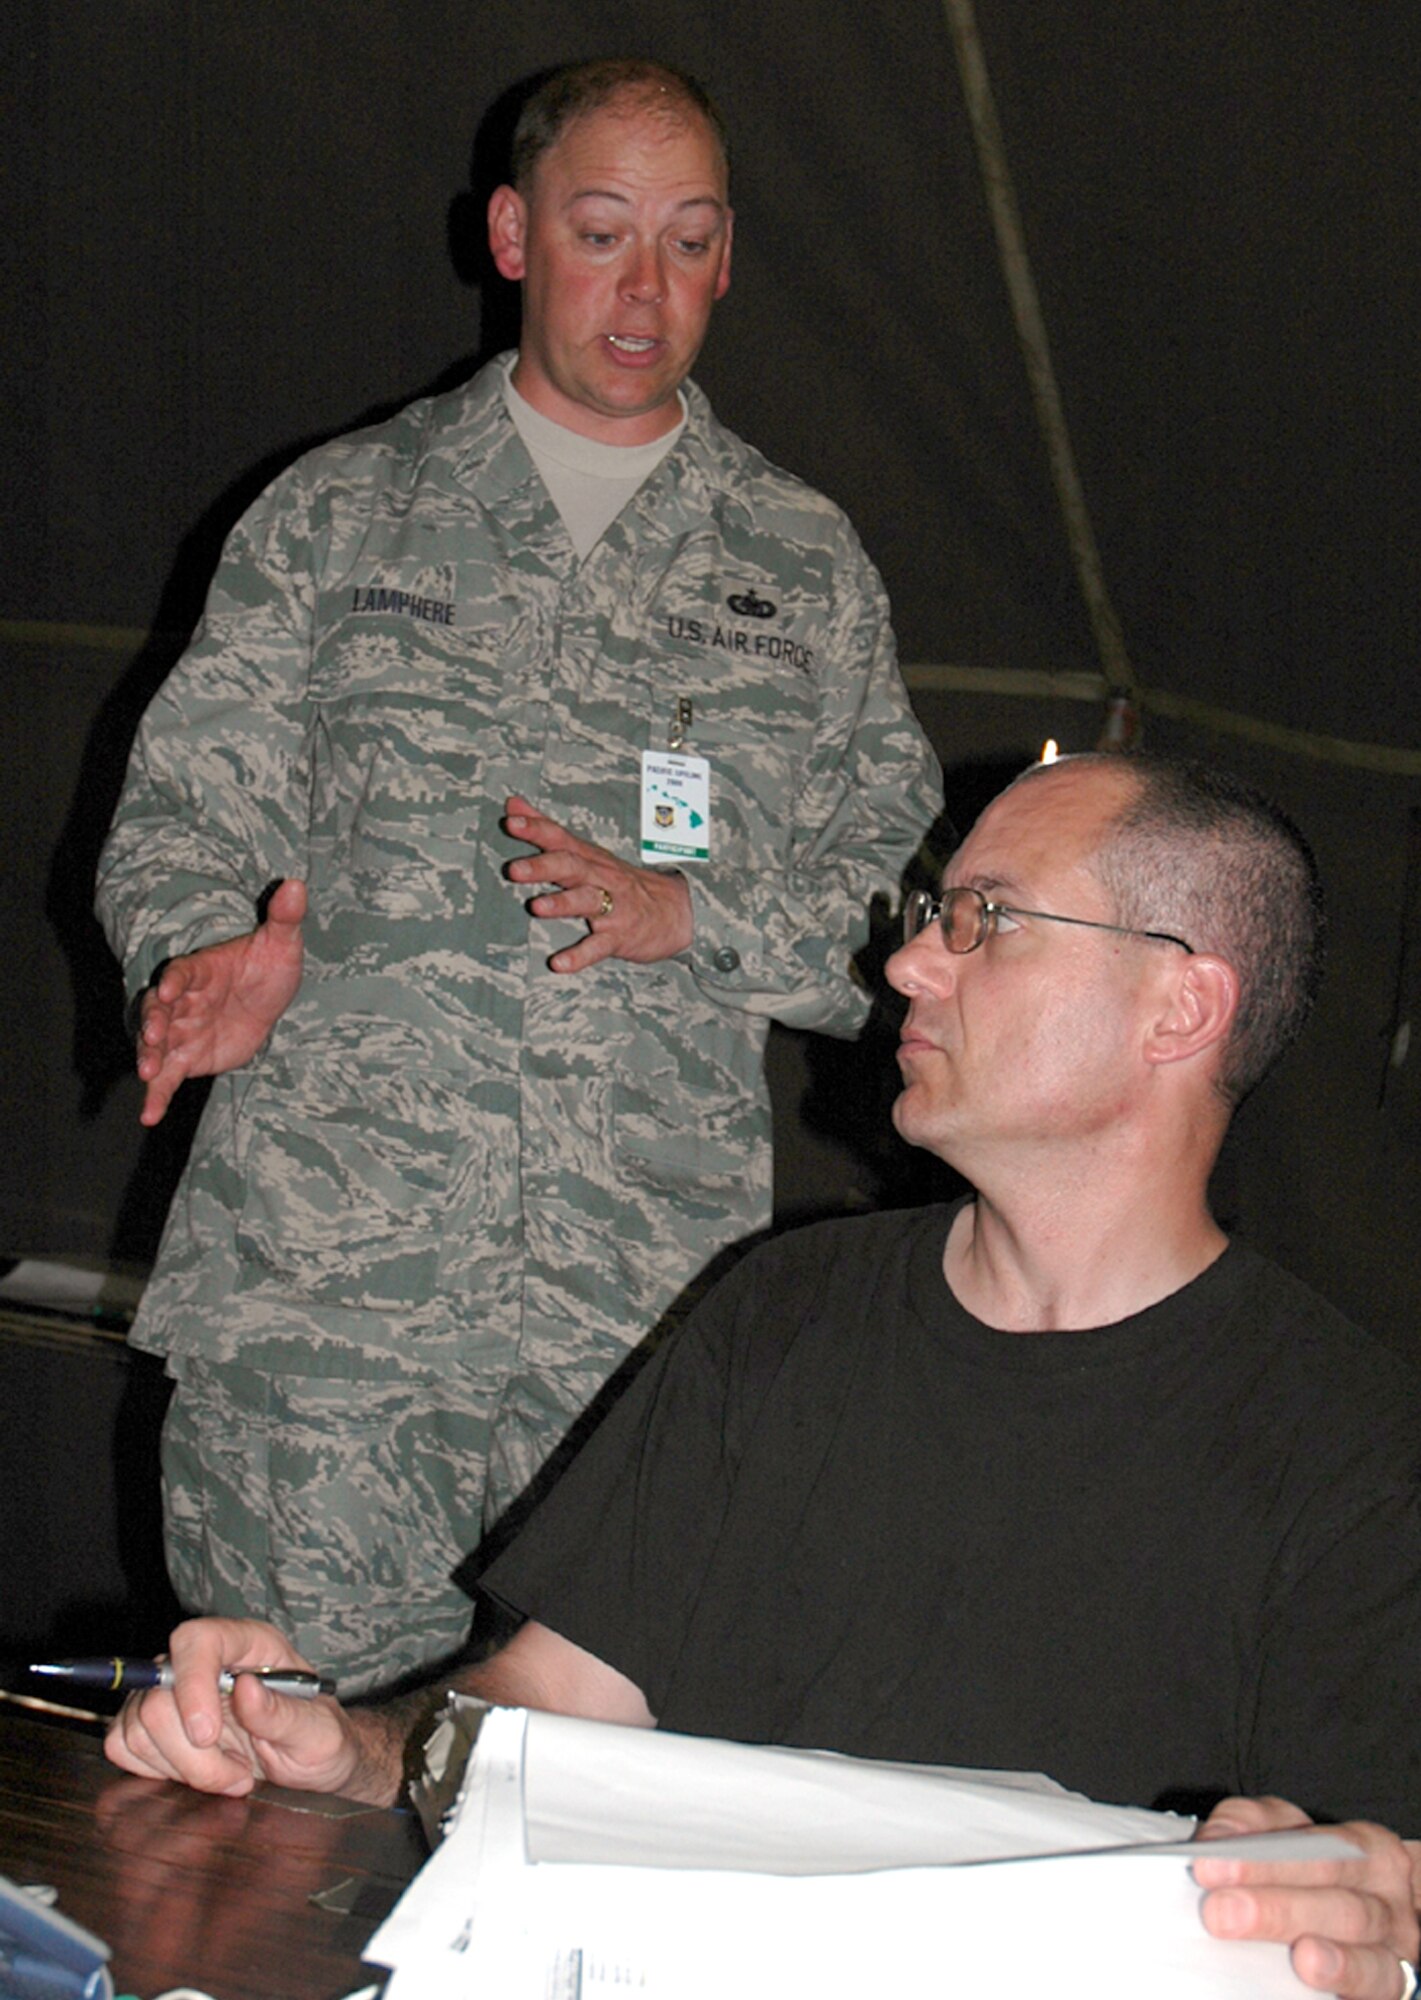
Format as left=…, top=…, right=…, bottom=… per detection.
left=1194, top=1796, right=1419, bottom=1999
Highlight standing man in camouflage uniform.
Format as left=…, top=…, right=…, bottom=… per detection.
left=96, top=59, right=943, bottom=1694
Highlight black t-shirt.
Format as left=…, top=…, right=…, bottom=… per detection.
left=483, top=1203, right=1421, bottom=1828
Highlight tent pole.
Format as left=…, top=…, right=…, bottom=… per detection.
left=943, top=0, right=1139, bottom=701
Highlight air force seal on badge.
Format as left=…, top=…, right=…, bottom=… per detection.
left=641, top=751, right=710, bottom=862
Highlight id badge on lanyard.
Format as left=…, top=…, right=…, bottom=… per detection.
left=640, top=697, right=710, bottom=863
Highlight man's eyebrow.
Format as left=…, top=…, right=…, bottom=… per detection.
left=566, top=188, right=727, bottom=217
left=957, top=870, right=1020, bottom=898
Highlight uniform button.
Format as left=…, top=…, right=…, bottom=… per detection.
left=711, top=946, right=741, bottom=973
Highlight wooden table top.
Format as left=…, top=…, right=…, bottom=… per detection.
left=0, top=1706, right=426, bottom=2000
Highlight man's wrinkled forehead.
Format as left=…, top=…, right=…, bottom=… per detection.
left=529, top=95, right=729, bottom=201
left=944, top=761, right=1134, bottom=895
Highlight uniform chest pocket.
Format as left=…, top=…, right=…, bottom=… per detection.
left=675, top=716, right=808, bottom=874
left=307, top=693, right=489, bottom=887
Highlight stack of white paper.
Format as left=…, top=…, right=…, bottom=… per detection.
left=365, top=1707, right=1349, bottom=1999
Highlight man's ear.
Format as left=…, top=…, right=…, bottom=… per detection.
left=487, top=185, right=528, bottom=282
left=1142, top=954, right=1240, bottom=1069
left=714, top=208, right=735, bottom=301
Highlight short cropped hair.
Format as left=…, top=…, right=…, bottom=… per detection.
left=1048, top=753, right=1324, bottom=1104
left=510, top=59, right=730, bottom=192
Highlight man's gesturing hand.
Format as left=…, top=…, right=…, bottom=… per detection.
left=136, top=878, right=307, bottom=1124
left=504, top=797, right=693, bottom=972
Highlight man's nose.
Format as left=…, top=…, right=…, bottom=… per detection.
left=885, top=925, right=958, bottom=999
left=620, top=241, right=666, bottom=302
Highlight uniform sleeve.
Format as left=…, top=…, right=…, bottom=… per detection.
left=94, top=465, right=323, bottom=1004
left=678, top=541, right=943, bottom=1039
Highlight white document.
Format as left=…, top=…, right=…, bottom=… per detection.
left=365, top=1706, right=1356, bottom=2000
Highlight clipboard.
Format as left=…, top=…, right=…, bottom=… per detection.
left=0, top=1875, right=112, bottom=2000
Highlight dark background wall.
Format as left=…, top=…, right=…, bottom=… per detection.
left=4, top=1, right=1418, bottom=1372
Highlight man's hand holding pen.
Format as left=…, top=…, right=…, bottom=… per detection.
left=103, top=1618, right=369, bottom=1802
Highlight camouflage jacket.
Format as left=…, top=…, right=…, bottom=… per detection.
left=96, top=359, right=942, bottom=1450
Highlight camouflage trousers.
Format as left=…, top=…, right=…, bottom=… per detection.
left=160, top=1356, right=518, bottom=1697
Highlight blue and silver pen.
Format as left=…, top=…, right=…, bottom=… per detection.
left=29, top=1657, right=336, bottom=1699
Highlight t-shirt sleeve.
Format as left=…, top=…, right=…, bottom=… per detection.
left=1246, top=1461, right=1421, bottom=1832
left=478, top=1240, right=791, bottom=1716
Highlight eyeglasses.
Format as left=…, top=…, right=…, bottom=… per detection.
left=904, top=886, right=1194, bottom=956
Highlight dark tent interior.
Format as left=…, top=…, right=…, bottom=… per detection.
left=3, top=0, right=1418, bottom=1659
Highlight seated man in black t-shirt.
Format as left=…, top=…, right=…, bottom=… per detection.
left=107, top=754, right=1421, bottom=2000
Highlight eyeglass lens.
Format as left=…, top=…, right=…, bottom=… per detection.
left=903, top=887, right=986, bottom=952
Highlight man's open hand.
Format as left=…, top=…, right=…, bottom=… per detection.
left=136, top=878, right=307, bottom=1123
